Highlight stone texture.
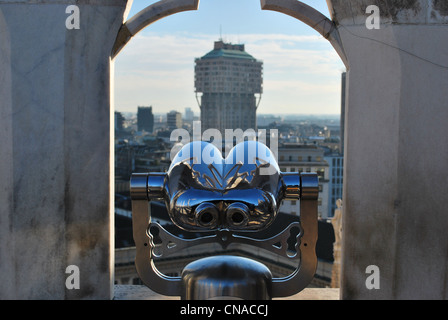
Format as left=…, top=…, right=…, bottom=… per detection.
left=335, top=22, right=448, bottom=299
left=328, top=0, right=448, bottom=25
left=0, top=0, right=131, bottom=299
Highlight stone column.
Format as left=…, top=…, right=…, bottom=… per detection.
left=0, top=0, right=131, bottom=299
left=330, top=199, right=342, bottom=288
left=328, top=1, right=448, bottom=299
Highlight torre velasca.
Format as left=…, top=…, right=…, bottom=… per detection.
left=195, top=40, right=263, bottom=133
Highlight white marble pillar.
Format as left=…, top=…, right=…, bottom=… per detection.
left=330, top=199, right=342, bottom=288
left=327, top=1, right=448, bottom=299
left=263, top=0, right=448, bottom=299
left=0, top=0, right=131, bottom=299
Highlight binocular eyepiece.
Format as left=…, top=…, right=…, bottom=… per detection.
left=195, top=202, right=250, bottom=229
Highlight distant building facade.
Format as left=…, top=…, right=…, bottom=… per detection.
left=195, top=40, right=263, bottom=133
left=184, top=107, right=194, bottom=121
left=115, top=111, right=125, bottom=131
left=277, top=143, right=329, bottom=219
left=137, top=106, right=154, bottom=133
left=325, top=153, right=344, bottom=218
left=340, top=72, right=346, bottom=155
left=167, top=110, right=182, bottom=130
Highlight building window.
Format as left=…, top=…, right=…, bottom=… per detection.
left=317, top=168, right=325, bottom=180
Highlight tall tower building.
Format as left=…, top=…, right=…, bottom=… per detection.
left=114, top=111, right=125, bottom=132
left=195, top=40, right=263, bottom=133
left=137, top=106, right=154, bottom=133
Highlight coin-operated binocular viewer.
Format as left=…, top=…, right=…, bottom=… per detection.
left=130, top=141, right=318, bottom=300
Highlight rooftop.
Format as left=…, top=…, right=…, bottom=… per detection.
left=198, top=40, right=257, bottom=61
left=201, top=48, right=256, bottom=61
left=279, top=143, right=321, bottom=149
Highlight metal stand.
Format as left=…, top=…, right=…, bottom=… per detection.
left=182, top=255, right=272, bottom=300
left=130, top=141, right=319, bottom=300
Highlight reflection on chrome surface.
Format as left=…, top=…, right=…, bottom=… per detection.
left=151, top=141, right=301, bottom=231
left=130, top=141, right=319, bottom=299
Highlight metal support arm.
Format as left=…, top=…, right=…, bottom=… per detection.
left=130, top=171, right=318, bottom=298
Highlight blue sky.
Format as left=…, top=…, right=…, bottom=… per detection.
left=114, top=0, right=346, bottom=116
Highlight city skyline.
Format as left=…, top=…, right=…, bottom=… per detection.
left=114, top=0, right=346, bottom=116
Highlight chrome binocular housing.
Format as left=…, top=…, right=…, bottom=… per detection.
left=130, top=141, right=319, bottom=299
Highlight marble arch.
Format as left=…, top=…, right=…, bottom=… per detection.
left=111, top=0, right=348, bottom=67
